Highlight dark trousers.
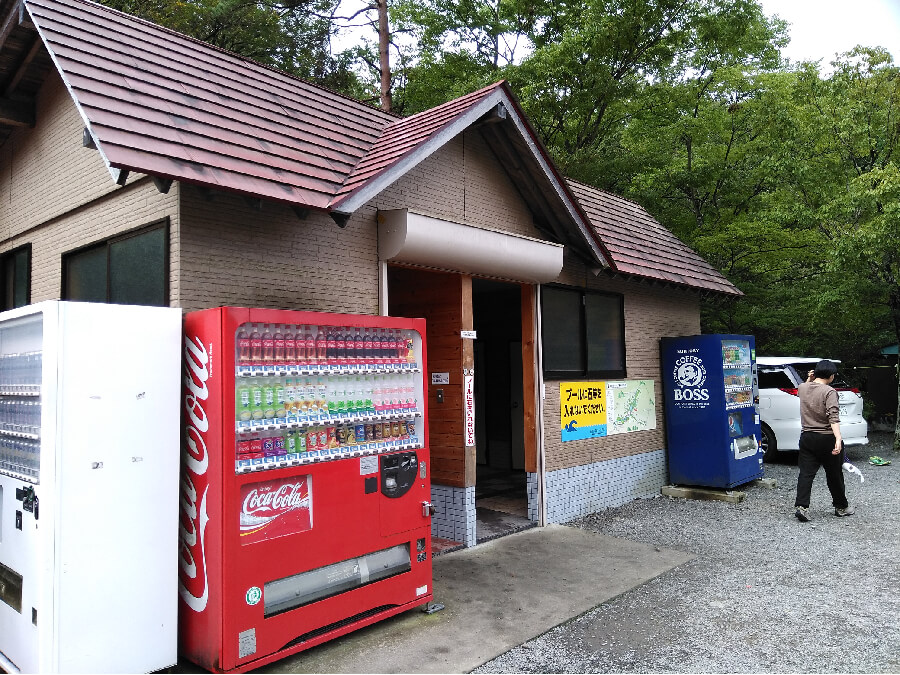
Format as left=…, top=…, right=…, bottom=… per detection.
left=795, top=431, right=848, bottom=509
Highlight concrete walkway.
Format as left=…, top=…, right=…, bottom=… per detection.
left=256, top=524, right=694, bottom=674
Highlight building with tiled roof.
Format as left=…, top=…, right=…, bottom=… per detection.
left=0, top=0, right=744, bottom=669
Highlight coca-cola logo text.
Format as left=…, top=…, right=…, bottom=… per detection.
left=180, top=334, right=211, bottom=613
left=242, top=481, right=307, bottom=517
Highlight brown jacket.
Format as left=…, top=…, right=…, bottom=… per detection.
left=799, top=381, right=840, bottom=434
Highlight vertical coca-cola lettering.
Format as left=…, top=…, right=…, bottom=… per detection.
left=180, top=334, right=211, bottom=613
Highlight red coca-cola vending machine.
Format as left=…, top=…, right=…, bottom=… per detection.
left=179, top=307, right=433, bottom=672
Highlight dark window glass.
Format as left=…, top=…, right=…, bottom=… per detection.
left=0, top=245, right=31, bottom=311
left=541, top=286, right=583, bottom=375
left=759, top=370, right=794, bottom=389
left=109, top=227, right=166, bottom=306
left=63, top=222, right=168, bottom=307
left=585, top=292, right=625, bottom=374
left=541, top=285, right=625, bottom=379
left=64, top=245, right=107, bottom=302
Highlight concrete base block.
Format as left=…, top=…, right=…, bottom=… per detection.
left=754, top=478, right=777, bottom=489
left=661, top=485, right=746, bottom=503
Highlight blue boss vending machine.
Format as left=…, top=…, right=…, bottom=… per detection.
left=660, top=334, right=763, bottom=488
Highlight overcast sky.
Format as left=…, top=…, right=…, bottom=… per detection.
left=758, top=0, right=900, bottom=65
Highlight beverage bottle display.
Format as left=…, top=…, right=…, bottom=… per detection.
left=250, top=324, right=263, bottom=365
left=235, top=380, right=252, bottom=422
left=237, top=326, right=251, bottom=366
left=332, top=379, right=346, bottom=416
left=274, top=325, right=285, bottom=364
left=250, top=381, right=264, bottom=420
left=334, top=327, right=345, bottom=367
left=316, top=326, right=328, bottom=365
left=262, top=325, right=275, bottom=366
left=325, top=326, right=337, bottom=365
left=285, top=429, right=297, bottom=454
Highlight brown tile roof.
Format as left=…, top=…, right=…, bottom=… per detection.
left=27, top=0, right=394, bottom=209
left=567, top=180, right=742, bottom=296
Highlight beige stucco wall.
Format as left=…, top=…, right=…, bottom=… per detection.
left=0, top=71, right=179, bottom=303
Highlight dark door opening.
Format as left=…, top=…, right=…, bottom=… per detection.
left=472, top=278, right=533, bottom=542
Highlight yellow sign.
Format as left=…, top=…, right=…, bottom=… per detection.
left=560, top=382, right=607, bottom=440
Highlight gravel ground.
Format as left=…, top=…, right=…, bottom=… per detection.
left=474, top=432, right=900, bottom=674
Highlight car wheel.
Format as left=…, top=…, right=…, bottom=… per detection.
left=761, top=425, right=777, bottom=462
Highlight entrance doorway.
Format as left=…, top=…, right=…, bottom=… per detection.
left=387, top=265, right=536, bottom=550
left=472, top=279, right=534, bottom=542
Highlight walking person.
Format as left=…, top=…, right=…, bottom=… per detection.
left=794, top=359, right=854, bottom=521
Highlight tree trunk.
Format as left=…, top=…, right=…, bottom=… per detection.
left=376, top=0, right=392, bottom=113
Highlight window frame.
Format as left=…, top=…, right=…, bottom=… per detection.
left=61, top=219, right=170, bottom=307
left=0, top=244, right=31, bottom=311
left=540, top=284, right=626, bottom=380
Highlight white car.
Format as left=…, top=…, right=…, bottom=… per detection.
left=757, top=357, right=868, bottom=460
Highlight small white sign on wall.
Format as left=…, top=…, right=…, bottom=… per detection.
left=460, top=330, right=477, bottom=339
left=431, top=372, right=450, bottom=385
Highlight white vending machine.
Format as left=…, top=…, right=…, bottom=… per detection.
left=0, top=301, right=182, bottom=674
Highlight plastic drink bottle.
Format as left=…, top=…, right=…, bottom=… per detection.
left=387, top=329, right=399, bottom=365
left=316, top=326, right=328, bottom=365
left=345, top=377, right=356, bottom=415
left=363, top=376, right=374, bottom=413
left=354, top=376, right=364, bottom=415
left=237, top=326, right=252, bottom=366
left=302, top=325, right=314, bottom=366
left=235, top=380, right=252, bottom=422
left=285, top=430, right=297, bottom=454
left=274, top=378, right=286, bottom=419
left=262, top=325, right=274, bottom=365
left=373, top=376, right=384, bottom=414
left=316, top=378, right=328, bottom=416
left=284, top=378, right=297, bottom=419
left=304, top=378, right=318, bottom=416
left=405, top=331, right=416, bottom=365
left=262, top=380, right=276, bottom=420
left=334, top=326, right=345, bottom=366
left=353, top=327, right=364, bottom=366
left=283, top=325, right=296, bottom=366
left=274, top=325, right=285, bottom=364
left=250, top=382, right=264, bottom=420
left=363, top=328, right=375, bottom=366
left=250, top=324, right=263, bottom=365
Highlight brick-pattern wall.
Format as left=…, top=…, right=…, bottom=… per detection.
left=533, top=449, right=668, bottom=523
left=176, top=185, right=379, bottom=314
left=542, top=254, right=701, bottom=472
left=430, top=483, right=476, bottom=547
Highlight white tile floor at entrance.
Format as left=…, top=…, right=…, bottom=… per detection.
left=251, top=524, right=693, bottom=674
